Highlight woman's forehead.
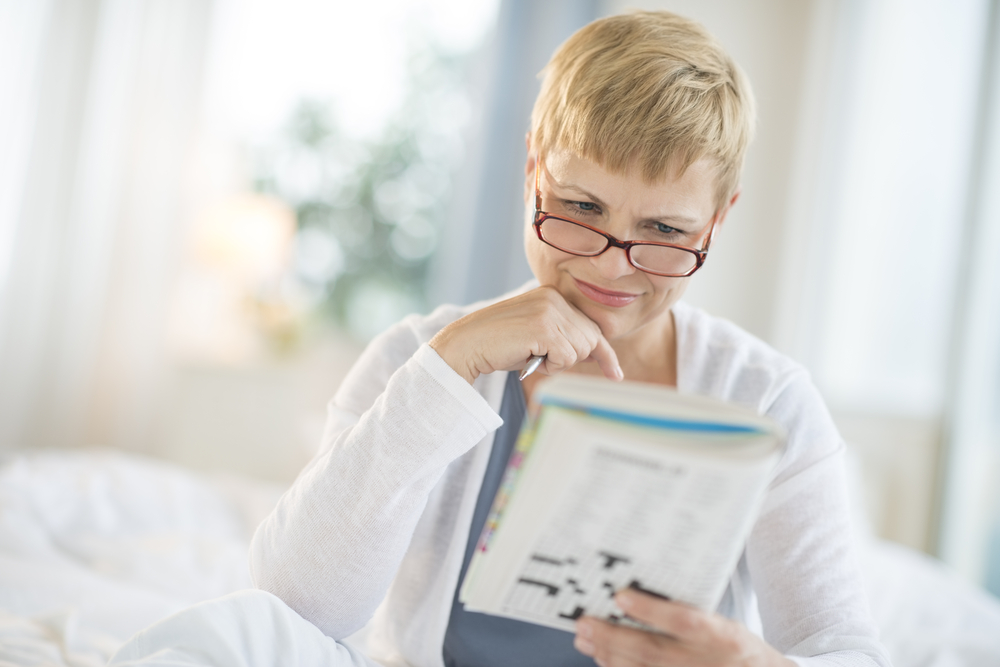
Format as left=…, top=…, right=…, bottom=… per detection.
left=542, top=149, right=719, bottom=219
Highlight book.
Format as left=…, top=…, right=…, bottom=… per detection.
left=459, top=373, right=785, bottom=632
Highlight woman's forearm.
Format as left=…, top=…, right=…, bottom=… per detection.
left=249, top=344, right=502, bottom=639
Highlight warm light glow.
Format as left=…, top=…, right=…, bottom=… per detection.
left=169, top=193, right=299, bottom=365
left=191, top=193, right=295, bottom=283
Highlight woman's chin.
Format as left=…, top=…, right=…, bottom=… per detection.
left=577, top=305, right=636, bottom=341
left=582, top=299, right=677, bottom=344
left=554, top=279, right=669, bottom=340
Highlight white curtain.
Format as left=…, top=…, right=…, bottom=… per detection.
left=430, top=0, right=600, bottom=306
left=0, top=0, right=214, bottom=453
left=773, top=0, right=999, bottom=585
left=939, top=0, right=1000, bottom=590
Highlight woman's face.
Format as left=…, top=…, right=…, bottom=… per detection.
left=523, top=147, right=731, bottom=344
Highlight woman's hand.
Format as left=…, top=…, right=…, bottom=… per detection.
left=428, top=286, right=623, bottom=384
left=574, top=589, right=794, bottom=667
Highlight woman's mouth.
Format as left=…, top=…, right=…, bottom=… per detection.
left=573, top=278, right=640, bottom=307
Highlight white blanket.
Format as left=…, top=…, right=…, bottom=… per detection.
left=108, top=590, right=377, bottom=667
left=0, top=450, right=283, bottom=666
left=1, top=449, right=999, bottom=667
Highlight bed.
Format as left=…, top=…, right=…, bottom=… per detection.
left=0, top=448, right=998, bottom=667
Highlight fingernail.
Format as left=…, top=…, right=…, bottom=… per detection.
left=577, top=621, right=593, bottom=639
left=615, top=366, right=624, bottom=380
left=615, top=592, right=633, bottom=610
left=574, top=636, right=595, bottom=656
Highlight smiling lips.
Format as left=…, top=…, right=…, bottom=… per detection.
left=573, top=278, right=640, bottom=307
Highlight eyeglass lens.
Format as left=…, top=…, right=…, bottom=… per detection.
left=538, top=217, right=698, bottom=276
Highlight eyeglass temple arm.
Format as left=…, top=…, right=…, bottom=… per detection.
left=700, top=218, right=720, bottom=253
left=534, top=153, right=542, bottom=212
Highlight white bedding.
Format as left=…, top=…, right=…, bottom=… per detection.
left=0, top=449, right=998, bottom=667
left=0, top=450, right=283, bottom=667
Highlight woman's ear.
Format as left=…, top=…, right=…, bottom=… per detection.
left=713, top=189, right=741, bottom=228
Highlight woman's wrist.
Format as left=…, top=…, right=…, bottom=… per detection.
left=429, top=323, right=479, bottom=385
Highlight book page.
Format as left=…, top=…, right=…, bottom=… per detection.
left=469, top=410, right=779, bottom=632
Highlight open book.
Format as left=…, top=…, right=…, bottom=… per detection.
left=459, top=373, right=785, bottom=632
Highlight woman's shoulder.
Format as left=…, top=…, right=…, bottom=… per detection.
left=672, top=301, right=842, bottom=475
left=672, top=300, right=808, bottom=413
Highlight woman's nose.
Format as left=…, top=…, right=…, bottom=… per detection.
left=590, top=243, right=636, bottom=280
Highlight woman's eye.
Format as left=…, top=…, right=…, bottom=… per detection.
left=568, top=200, right=599, bottom=214
left=654, top=222, right=681, bottom=235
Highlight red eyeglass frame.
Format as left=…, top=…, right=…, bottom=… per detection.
left=532, top=155, right=718, bottom=278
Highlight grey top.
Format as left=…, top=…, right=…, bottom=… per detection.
left=442, top=372, right=598, bottom=667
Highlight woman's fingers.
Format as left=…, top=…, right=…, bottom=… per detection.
left=540, top=310, right=598, bottom=373
left=429, top=287, right=623, bottom=383
left=574, top=590, right=781, bottom=667
left=586, top=332, right=624, bottom=381
left=575, top=618, right=680, bottom=666
left=542, top=292, right=622, bottom=380
left=614, top=590, right=716, bottom=644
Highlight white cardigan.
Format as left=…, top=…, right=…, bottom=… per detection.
left=249, top=290, right=892, bottom=667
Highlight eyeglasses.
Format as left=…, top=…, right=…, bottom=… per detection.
left=532, top=156, right=717, bottom=278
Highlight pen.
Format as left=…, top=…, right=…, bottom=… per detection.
left=519, top=354, right=545, bottom=381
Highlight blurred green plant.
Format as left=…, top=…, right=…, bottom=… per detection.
left=252, top=38, right=471, bottom=341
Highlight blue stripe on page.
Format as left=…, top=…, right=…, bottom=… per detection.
left=539, top=398, right=763, bottom=434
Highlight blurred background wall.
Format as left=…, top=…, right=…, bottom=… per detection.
left=1, top=0, right=999, bottom=596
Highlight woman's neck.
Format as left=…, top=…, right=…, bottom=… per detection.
left=521, top=310, right=676, bottom=405
left=611, top=309, right=677, bottom=385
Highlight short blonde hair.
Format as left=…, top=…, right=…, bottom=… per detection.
left=530, top=11, right=756, bottom=210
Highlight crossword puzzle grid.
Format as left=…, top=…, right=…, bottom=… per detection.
left=501, top=541, right=664, bottom=629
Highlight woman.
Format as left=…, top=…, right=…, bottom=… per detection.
left=248, top=10, right=891, bottom=667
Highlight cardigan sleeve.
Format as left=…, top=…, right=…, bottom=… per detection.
left=748, top=372, right=892, bottom=667
left=673, top=301, right=891, bottom=666
left=249, top=319, right=503, bottom=640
